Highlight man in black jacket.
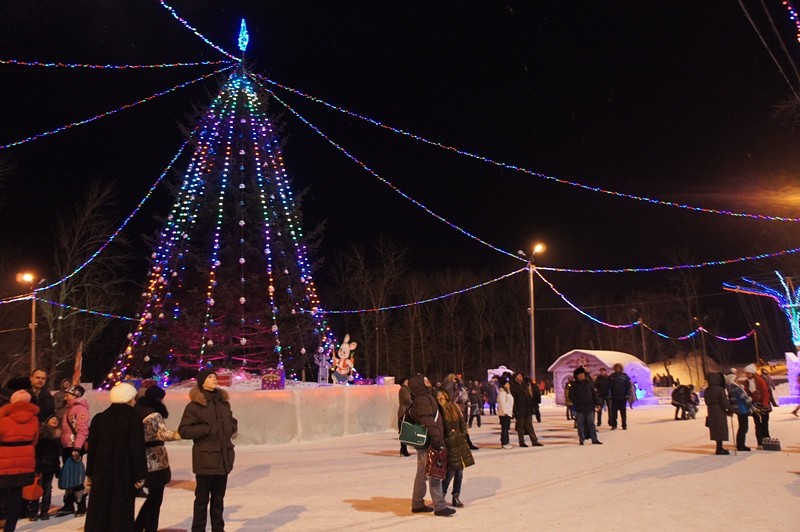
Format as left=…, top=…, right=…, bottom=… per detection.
left=511, top=373, right=543, bottom=447
left=569, top=367, right=602, bottom=445
left=407, top=375, right=455, bottom=517
left=593, top=367, right=610, bottom=426
left=608, top=363, right=632, bottom=430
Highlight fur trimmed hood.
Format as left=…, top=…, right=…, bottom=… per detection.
left=188, top=386, right=229, bottom=406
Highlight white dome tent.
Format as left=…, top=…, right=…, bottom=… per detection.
left=548, top=349, right=657, bottom=406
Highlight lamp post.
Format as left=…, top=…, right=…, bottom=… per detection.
left=518, top=243, right=545, bottom=379
left=16, top=272, right=37, bottom=372
left=753, top=322, right=760, bottom=365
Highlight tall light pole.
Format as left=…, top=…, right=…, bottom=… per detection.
left=519, top=243, right=545, bottom=379
left=753, top=322, right=761, bottom=365
left=16, top=272, right=37, bottom=372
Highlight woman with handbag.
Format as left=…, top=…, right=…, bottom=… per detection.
left=55, top=385, right=89, bottom=517
left=0, top=390, right=40, bottom=532
left=134, top=385, right=181, bottom=532
left=408, top=375, right=455, bottom=517
left=435, top=389, right=474, bottom=508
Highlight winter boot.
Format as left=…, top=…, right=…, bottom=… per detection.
left=451, top=494, right=464, bottom=508
left=75, top=492, right=87, bottom=517
left=54, top=492, right=76, bottom=517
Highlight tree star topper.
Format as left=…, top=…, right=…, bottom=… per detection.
left=238, top=19, right=249, bottom=53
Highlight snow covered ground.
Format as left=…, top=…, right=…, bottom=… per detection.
left=12, top=402, right=798, bottom=531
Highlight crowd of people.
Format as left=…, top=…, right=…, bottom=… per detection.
left=0, top=368, right=236, bottom=532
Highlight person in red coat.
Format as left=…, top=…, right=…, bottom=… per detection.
left=743, top=364, right=771, bottom=446
left=0, top=390, right=40, bottom=532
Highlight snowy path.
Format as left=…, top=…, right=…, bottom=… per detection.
left=13, top=403, right=798, bottom=531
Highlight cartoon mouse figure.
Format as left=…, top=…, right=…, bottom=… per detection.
left=331, top=334, right=357, bottom=384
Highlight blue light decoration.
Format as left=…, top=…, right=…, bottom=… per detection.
left=238, top=19, right=249, bottom=53
left=724, top=271, right=800, bottom=350
left=100, top=27, right=336, bottom=387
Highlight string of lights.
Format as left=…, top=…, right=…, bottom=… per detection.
left=250, top=75, right=523, bottom=262
left=0, top=65, right=233, bottom=150
left=37, top=298, right=137, bottom=321
left=319, top=267, right=527, bottom=314
left=535, top=269, right=755, bottom=341
left=0, top=58, right=233, bottom=69
left=30, top=138, right=193, bottom=295
left=783, top=0, right=800, bottom=42
left=255, top=73, right=800, bottom=224
left=158, top=0, right=241, bottom=62
left=537, top=245, right=800, bottom=274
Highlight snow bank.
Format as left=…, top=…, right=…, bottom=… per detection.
left=86, top=384, right=399, bottom=445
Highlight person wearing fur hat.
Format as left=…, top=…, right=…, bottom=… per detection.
left=0, top=390, right=40, bottom=532
left=569, top=367, right=602, bottom=445
left=55, top=385, right=90, bottom=517
left=743, top=364, right=771, bottom=447
left=84, top=382, right=147, bottom=532
left=134, top=385, right=181, bottom=532
left=496, top=378, right=514, bottom=449
left=178, top=369, right=238, bottom=532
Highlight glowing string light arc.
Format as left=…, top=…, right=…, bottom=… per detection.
left=0, top=65, right=234, bottom=150
left=255, top=73, right=800, bottom=224
left=158, top=0, right=241, bottom=62
left=249, top=75, right=522, bottom=262
left=0, top=58, right=233, bottom=69
left=535, top=269, right=755, bottom=342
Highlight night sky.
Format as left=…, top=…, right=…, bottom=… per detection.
left=1, top=1, right=800, bottom=356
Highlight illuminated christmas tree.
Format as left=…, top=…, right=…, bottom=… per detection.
left=103, top=22, right=335, bottom=386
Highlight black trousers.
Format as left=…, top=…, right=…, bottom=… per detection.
left=135, top=484, right=165, bottom=532
left=753, top=412, right=770, bottom=445
left=499, top=415, right=511, bottom=445
left=515, top=415, right=539, bottom=444
left=193, top=474, right=227, bottom=532
left=609, top=399, right=627, bottom=429
left=736, top=413, right=749, bottom=449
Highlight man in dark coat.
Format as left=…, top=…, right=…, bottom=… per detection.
left=593, top=367, right=610, bottom=426
left=510, top=373, right=542, bottom=447
left=569, top=367, right=602, bottom=445
left=407, top=374, right=454, bottom=517
left=608, top=363, right=632, bottom=430
left=85, top=382, right=147, bottom=532
left=704, top=373, right=734, bottom=455
left=27, top=368, right=57, bottom=519
left=179, top=369, right=238, bottom=532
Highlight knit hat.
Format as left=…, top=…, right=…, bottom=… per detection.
left=498, top=377, right=509, bottom=388
left=65, top=385, right=85, bottom=398
left=110, top=382, right=138, bottom=404
left=743, top=364, right=757, bottom=374
left=5, top=376, right=31, bottom=392
left=197, top=368, right=216, bottom=389
left=144, top=385, right=166, bottom=402
left=573, top=366, right=586, bottom=379
left=10, top=390, right=31, bottom=403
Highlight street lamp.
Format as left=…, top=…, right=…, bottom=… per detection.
left=753, top=322, right=761, bottom=365
left=16, top=272, right=39, bottom=372
left=518, top=243, right=545, bottom=379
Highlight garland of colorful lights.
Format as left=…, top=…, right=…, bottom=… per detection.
left=535, top=269, right=755, bottom=342
left=723, top=271, right=800, bottom=348
left=36, top=298, right=137, bottom=321
left=255, top=73, right=800, bottom=224
left=102, top=66, right=338, bottom=387
left=783, top=0, right=800, bottom=42
left=250, top=75, right=522, bottom=262
left=158, top=0, right=241, bottom=62
left=0, top=65, right=233, bottom=150
left=0, top=58, right=233, bottom=69
left=320, top=267, right=527, bottom=314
